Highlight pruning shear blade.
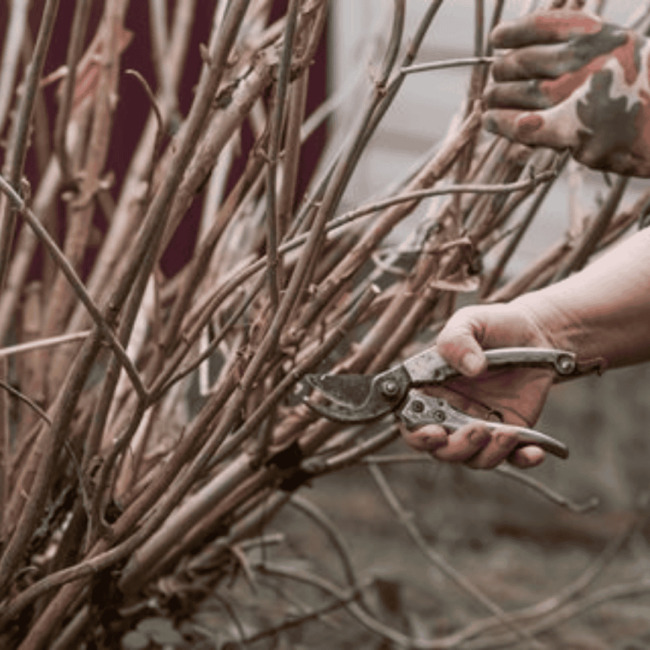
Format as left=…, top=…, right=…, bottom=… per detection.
left=303, top=373, right=374, bottom=408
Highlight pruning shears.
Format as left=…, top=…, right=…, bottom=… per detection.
left=303, top=346, right=578, bottom=459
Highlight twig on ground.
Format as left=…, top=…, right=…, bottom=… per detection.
left=368, top=462, right=546, bottom=649
left=495, top=465, right=600, bottom=513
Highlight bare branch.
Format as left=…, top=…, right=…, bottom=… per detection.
left=495, top=465, right=600, bottom=513
left=0, top=0, right=60, bottom=284
left=0, top=330, right=90, bottom=359
left=402, top=56, right=495, bottom=74
left=368, top=462, right=545, bottom=649
left=0, top=0, right=29, bottom=136
left=0, top=174, right=145, bottom=397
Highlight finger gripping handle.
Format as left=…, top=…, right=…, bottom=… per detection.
left=483, top=347, right=576, bottom=376
left=403, top=346, right=577, bottom=385
left=400, top=392, right=569, bottom=459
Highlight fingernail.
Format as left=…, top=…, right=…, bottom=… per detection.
left=460, top=351, right=483, bottom=375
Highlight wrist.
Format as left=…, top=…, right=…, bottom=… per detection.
left=511, top=290, right=592, bottom=358
left=510, top=291, right=606, bottom=374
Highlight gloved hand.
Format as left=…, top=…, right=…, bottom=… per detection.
left=484, top=10, right=650, bottom=177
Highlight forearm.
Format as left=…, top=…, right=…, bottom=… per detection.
left=513, top=230, right=650, bottom=370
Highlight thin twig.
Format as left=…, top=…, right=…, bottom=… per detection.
left=238, top=580, right=368, bottom=646
left=304, top=427, right=400, bottom=475
left=368, top=462, right=546, bottom=649
left=495, top=465, right=600, bottom=513
left=0, top=380, right=50, bottom=425
left=0, top=174, right=146, bottom=399
left=0, top=0, right=30, bottom=136
left=264, top=0, right=299, bottom=308
left=0, top=330, right=90, bottom=359
left=288, top=494, right=363, bottom=599
left=124, top=68, right=164, bottom=160
left=401, top=56, right=495, bottom=74
left=329, top=169, right=558, bottom=232
left=53, top=0, right=92, bottom=183
left=256, top=561, right=431, bottom=649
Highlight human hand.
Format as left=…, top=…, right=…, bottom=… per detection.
left=483, top=10, right=650, bottom=177
left=401, top=303, right=558, bottom=469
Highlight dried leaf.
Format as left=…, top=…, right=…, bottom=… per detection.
left=427, top=273, right=480, bottom=293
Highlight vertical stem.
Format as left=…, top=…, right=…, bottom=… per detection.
left=0, top=359, right=7, bottom=534
left=44, top=0, right=128, bottom=394
left=0, top=0, right=29, bottom=136
left=278, top=71, right=309, bottom=229
left=148, top=0, right=169, bottom=96
left=488, top=0, right=506, bottom=50
left=265, top=0, right=300, bottom=308
left=53, top=0, right=92, bottom=183
left=0, top=0, right=60, bottom=294
left=474, top=0, right=485, bottom=58
left=105, top=0, right=251, bottom=347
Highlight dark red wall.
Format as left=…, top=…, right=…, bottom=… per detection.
left=11, top=1, right=327, bottom=279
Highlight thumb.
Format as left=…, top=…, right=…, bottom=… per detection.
left=436, top=310, right=488, bottom=377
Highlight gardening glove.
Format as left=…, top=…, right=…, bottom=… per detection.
left=400, top=303, right=556, bottom=470
left=484, top=10, right=650, bottom=177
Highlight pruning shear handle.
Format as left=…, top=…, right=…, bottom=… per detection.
left=400, top=392, right=569, bottom=459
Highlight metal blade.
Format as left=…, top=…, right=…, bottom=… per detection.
left=303, top=365, right=411, bottom=422
left=302, top=394, right=376, bottom=423
left=303, top=373, right=374, bottom=407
